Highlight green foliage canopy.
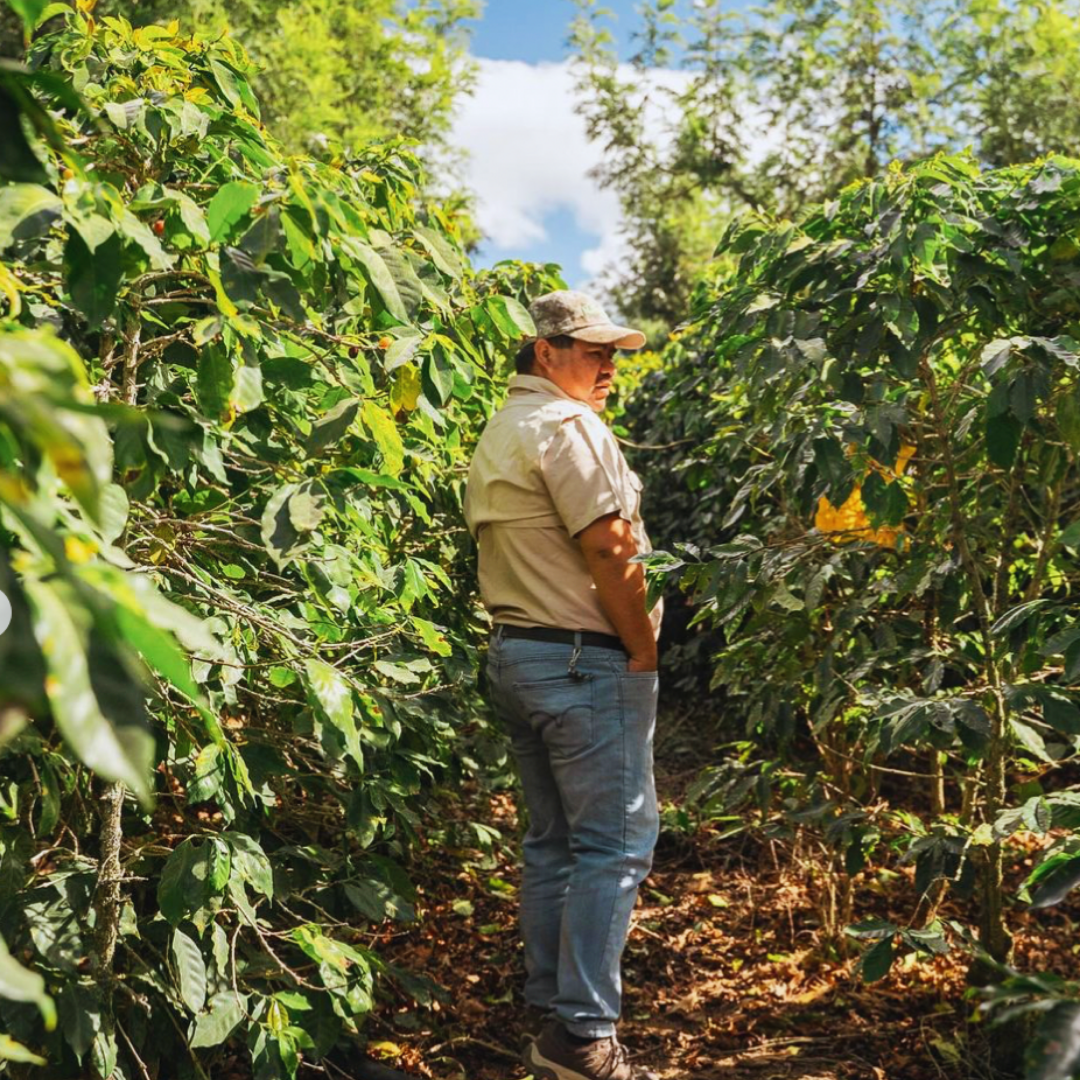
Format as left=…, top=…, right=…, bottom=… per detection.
left=634, top=153, right=1080, bottom=983
left=0, top=6, right=556, bottom=1077
left=572, top=0, right=1080, bottom=331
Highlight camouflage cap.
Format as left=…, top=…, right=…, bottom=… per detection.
left=528, top=290, right=646, bottom=351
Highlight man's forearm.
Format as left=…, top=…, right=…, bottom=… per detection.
left=582, top=545, right=657, bottom=666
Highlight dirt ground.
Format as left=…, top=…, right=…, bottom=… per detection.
left=362, top=711, right=1078, bottom=1080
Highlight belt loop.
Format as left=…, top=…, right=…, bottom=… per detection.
left=568, top=630, right=583, bottom=680
left=494, top=624, right=505, bottom=645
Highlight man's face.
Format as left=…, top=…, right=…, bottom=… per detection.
left=533, top=337, right=618, bottom=411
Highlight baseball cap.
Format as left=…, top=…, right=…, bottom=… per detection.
left=528, top=290, right=646, bottom=351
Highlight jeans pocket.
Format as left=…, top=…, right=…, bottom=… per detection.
left=512, top=675, right=595, bottom=759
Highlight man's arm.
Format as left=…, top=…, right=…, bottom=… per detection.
left=577, top=513, right=657, bottom=672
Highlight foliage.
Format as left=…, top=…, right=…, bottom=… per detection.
left=56, top=0, right=479, bottom=180
left=571, top=0, right=1080, bottom=331
left=632, top=153, right=1080, bottom=989
left=0, top=6, right=558, bottom=1078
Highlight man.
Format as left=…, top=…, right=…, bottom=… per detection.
left=464, top=291, right=662, bottom=1080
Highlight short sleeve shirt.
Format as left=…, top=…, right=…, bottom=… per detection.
left=464, top=374, right=662, bottom=638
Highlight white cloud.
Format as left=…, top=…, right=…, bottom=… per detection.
left=452, top=58, right=688, bottom=287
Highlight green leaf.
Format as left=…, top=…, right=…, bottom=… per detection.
left=858, top=936, right=896, bottom=982
left=373, top=660, right=421, bottom=685
left=191, top=991, right=246, bottom=1049
left=1010, top=719, right=1053, bottom=763
left=412, top=617, right=452, bottom=657
left=106, top=589, right=223, bottom=747
left=991, top=599, right=1049, bottom=635
left=261, top=483, right=304, bottom=567
left=1029, top=855, right=1080, bottom=909
left=197, top=343, right=234, bottom=419
left=175, top=191, right=210, bottom=245
left=305, top=659, right=362, bottom=770
left=64, top=231, right=122, bottom=329
left=98, top=483, right=129, bottom=545
left=345, top=879, right=414, bottom=923
left=0, top=183, right=61, bottom=249
left=223, top=831, right=274, bottom=899
left=24, top=578, right=154, bottom=805
left=413, top=225, right=463, bottom=280
left=384, top=331, right=424, bottom=372
left=1042, top=695, right=1080, bottom=737
left=1028, top=1002, right=1080, bottom=1080
left=232, top=359, right=263, bottom=413
left=980, top=339, right=1011, bottom=375
left=0, top=83, right=46, bottom=183
left=207, top=182, right=259, bottom=243
left=1059, top=522, right=1080, bottom=550
left=361, top=400, right=405, bottom=476
left=342, top=238, right=408, bottom=322
left=845, top=918, right=898, bottom=940
left=306, top=399, right=358, bottom=456
left=421, top=351, right=454, bottom=406
left=861, top=471, right=908, bottom=526
left=0, top=1034, right=46, bottom=1065
left=485, top=295, right=536, bottom=340
left=171, top=926, right=207, bottom=1014
left=7, top=0, right=48, bottom=33
left=288, top=488, right=325, bottom=532
left=58, top=983, right=99, bottom=1058
left=0, top=933, right=55, bottom=1028
left=986, top=412, right=1023, bottom=468
left=117, top=209, right=172, bottom=270
left=158, top=837, right=231, bottom=926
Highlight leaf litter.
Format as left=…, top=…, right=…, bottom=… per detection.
left=363, top=712, right=1080, bottom=1080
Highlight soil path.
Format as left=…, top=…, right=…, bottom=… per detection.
left=368, top=711, right=1069, bottom=1080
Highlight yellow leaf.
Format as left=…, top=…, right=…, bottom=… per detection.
left=0, top=265, right=21, bottom=318
left=64, top=537, right=98, bottom=564
left=390, top=365, right=421, bottom=413
left=361, top=400, right=405, bottom=476
left=369, top=1042, right=401, bottom=1060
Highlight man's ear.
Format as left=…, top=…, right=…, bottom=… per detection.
left=533, top=338, right=552, bottom=372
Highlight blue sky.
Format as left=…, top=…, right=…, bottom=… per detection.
left=454, top=0, right=674, bottom=286
left=468, top=0, right=641, bottom=64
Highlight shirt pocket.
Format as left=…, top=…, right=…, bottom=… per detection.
left=512, top=675, right=595, bottom=759
left=621, top=469, right=644, bottom=520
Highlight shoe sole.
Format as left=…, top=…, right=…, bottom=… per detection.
left=524, top=1042, right=592, bottom=1080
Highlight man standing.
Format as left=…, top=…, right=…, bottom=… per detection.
left=464, top=291, right=661, bottom=1080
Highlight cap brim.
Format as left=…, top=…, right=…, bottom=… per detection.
left=571, top=323, right=647, bottom=351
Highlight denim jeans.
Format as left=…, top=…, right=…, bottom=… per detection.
left=486, top=630, right=660, bottom=1039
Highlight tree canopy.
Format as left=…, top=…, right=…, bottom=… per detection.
left=572, top=0, right=1080, bottom=332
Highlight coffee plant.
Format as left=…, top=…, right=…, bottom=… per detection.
left=633, top=153, right=1080, bottom=1070
left=0, top=4, right=561, bottom=1077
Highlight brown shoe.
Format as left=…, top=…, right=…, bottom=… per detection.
left=524, top=1023, right=657, bottom=1080
left=521, top=1004, right=553, bottom=1047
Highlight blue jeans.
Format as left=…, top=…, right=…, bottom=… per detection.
left=486, top=630, right=660, bottom=1039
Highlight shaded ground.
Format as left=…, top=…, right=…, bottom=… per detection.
left=360, top=710, right=1079, bottom=1080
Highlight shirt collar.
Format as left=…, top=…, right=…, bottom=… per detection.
left=508, top=374, right=582, bottom=404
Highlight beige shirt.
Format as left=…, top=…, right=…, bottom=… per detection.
left=464, top=374, right=662, bottom=638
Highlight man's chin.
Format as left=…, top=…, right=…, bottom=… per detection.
left=590, top=384, right=613, bottom=410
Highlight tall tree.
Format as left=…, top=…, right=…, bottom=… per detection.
left=572, top=0, right=1080, bottom=331
left=101, top=0, right=479, bottom=169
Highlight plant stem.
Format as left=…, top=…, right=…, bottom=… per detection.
left=921, top=357, right=1013, bottom=966
left=92, top=781, right=126, bottom=1044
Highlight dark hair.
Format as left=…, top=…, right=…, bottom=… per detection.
left=514, top=334, right=576, bottom=375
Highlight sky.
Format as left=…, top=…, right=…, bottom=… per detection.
left=453, top=0, right=684, bottom=290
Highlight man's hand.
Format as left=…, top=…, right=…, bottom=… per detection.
left=576, top=512, right=658, bottom=668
